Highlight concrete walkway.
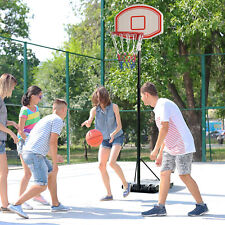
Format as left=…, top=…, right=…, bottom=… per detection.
left=1, top=161, right=225, bottom=224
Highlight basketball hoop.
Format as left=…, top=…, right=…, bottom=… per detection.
left=111, top=31, right=143, bottom=69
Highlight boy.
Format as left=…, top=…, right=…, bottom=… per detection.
left=8, top=99, right=70, bottom=219
left=140, top=82, right=208, bottom=217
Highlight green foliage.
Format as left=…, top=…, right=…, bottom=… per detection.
left=0, top=0, right=39, bottom=149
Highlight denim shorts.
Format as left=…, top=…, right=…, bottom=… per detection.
left=101, top=135, right=124, bottom=149
left=22, top=152, right=53, bottom=186
left=161, top=152, right=193, bottom=175
left=0, top=141, right=6, bottom=154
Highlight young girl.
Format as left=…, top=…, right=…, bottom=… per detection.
left=17, top=85, right=49, bottom=209
left=82, top=86, right=131, bottom=200
left=0, top=73, right=18, bottom=212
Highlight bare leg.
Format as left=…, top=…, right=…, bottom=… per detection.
left=19, top=155, right=46, bottom=200
left=179, top=174, right=203, bottom=204
left=19, top=155, right=32, bottom=196
left=14, top=185, right=46, bottom=205
left=108, top=145, right=128, bottom=189
left=158, top=170, right=171, bottom=205
left=98, top=147, right=111, bottom=196
left=0, top=153, right=9, bottom=208
left=47, top=170, right=60, bottom=206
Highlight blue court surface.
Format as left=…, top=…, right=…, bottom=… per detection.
left=1, top=161, right=225, bottom=224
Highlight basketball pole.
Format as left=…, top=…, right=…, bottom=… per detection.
left=130, top=49, right=161, bottom=194
left=137, top=50, right=141, bottom=189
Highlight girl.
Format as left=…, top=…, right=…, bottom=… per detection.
left=0, top=73, right=18, bottom=212
left=17, top=85, right=49, bottom=209
left=82, top=86, right=131, bottom=200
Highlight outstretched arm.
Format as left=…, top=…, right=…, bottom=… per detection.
left=81, top=107, right=96, bottom=128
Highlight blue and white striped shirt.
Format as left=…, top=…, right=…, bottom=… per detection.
left=23, top=114, right=64, bottom=156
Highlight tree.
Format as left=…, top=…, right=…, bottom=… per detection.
left=104, top=0, right=225, bottom=161
left=0, top=0, right=39, bottom=148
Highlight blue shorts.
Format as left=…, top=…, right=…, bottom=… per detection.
left=22, top=152, right=53, bottom=186
left=0, top=141, right=6, bottom=154
left=101, top=135, right=124, bottom=149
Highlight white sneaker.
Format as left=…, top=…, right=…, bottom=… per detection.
left=22, top=202, right=33, bottom=210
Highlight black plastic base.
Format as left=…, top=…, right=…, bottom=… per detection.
left=130, top=179, right=173, bottom=193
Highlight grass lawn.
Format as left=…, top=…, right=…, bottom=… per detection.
left=6, top=144, right=225, bottom=166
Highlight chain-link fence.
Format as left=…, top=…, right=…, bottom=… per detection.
left=1, top=35, right=225, bottom=165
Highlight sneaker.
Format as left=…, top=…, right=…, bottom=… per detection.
left=188, top=204, right=208, bottom=216
left=51, top=203, right=70, bottom=212
left=100, top=195, right=113, bottom=201
left=123, top=182, right=131, bottom=198
left=141, top=205, right=167, bottom=217
left=22, top=202, right=33, bottom=210
left=8, top=204, right=29, bottom=219
left=33, top=195, right=50, bottom=205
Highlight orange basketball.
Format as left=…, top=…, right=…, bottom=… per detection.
left=86, top=129, right=103, bottom=147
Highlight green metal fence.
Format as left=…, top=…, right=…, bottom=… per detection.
left=1, top=35, right=225, bottom=163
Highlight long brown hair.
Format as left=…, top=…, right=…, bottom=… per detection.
left=0, top=73, right=17, bottom=98
left=92, top=86, right=111, bottom=108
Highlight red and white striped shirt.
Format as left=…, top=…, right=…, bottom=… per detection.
left=154, top=98, right=195, bottom=155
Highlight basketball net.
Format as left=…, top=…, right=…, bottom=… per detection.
left=111, top=32, right=143, bottom=69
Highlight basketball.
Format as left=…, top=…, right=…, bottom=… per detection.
left=86, top=129, right=103, bottom=147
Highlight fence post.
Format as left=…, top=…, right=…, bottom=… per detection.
left=100, top=0, right=105, bottom=85
left=66, top=52, right=70, bottom=164
left=201, top=54, right=206, bottom=162
left=23, top=42, right=28, bottom=93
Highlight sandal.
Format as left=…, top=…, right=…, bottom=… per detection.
left=1, top=206, right=12, bottom=213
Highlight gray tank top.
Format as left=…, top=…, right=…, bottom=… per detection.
left=0, top=98, right=7, bottom=141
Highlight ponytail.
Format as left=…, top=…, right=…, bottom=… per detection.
left=21, top=86, right=42, bottom=106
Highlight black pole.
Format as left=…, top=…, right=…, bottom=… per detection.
left=137, top=50, right=141, bottom=189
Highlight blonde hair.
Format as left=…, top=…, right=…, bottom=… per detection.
left=0, top=73, right=17, bottom=98
left=53, top=98, right=67, bottom=111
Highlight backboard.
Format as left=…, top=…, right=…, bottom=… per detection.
left=115, top=5, right=163, bottom=39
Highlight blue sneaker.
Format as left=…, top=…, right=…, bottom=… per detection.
left=188, top=204, right=208, bottom=216
left=51, top=203, right=70, bottom=212
left=142, top=205, right=167, bottom=217
left=123, top=182, right=131, bottom=198
left=100, top=195, right=113, bottom=201
left=8, top=204, right=29, bottom=219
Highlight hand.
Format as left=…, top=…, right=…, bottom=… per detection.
left=109, top=133, right=115, bottom=143
left=10, top=132, right=19, bottom=144
left=155, top=154, right=162, bottom=167
left=150, top=149, right=158, bottom=161
left=57, top=154, right=64, bottom=163
left=11, top=121, right=19, bottom=130
left=81, top=120, right=91, bottom=128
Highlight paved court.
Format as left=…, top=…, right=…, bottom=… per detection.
left=1, top=161, right=225, bottom=224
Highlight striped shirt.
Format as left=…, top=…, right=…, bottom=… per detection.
left=23, top=114, right=64, bottom=156
left=154, top=98, right=196, bottom=155
left=18, top=106, right=40, bottom=139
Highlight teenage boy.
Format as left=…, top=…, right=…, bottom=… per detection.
left=8, top=99, right=70, bottom=219
left=140, top=82, right=208, bottom=217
